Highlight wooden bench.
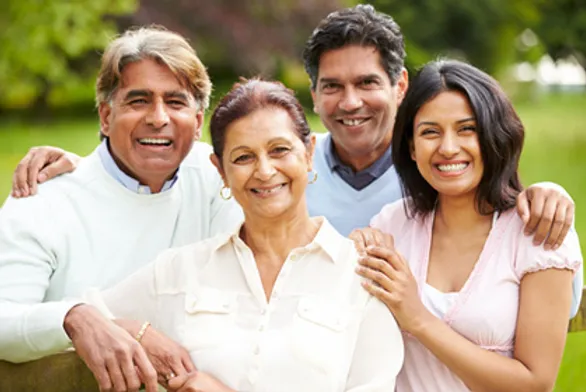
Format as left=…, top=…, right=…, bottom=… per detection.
left=1, top=287, right=584, bottom=391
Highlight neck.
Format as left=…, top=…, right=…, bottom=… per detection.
left=434, top=194, right=493, bottom=235
left=241, top=204, right=319, bottom=265
left=333, top=136, right=391, bottom=172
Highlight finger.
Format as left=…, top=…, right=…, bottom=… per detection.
left=134, top=349, right=158, bottom=392
left=168, top=372, right=191, bottom=390
left=356, top=264, right=394, bottom=292
left=516, top=189, right=530, bottom=224
left=366, top=246, right=408, bottom=273
left=27, top=150, right=54, bottom=195
left=357, top=254, right=400, bottom=282
left=181, top=352, right=196, bottom=372
left=105, top=357, right=127, bottom=392
left=349, top=230, right=367, bottom=255
left=12, top=151, right=35, bottom=197
left=532, top=196, right=557, bottom=246
left=543, top=202, right=567, bottom=250
left=361, top=279, right=396, bottom=308
left=523, top=190, right=545, bottom=235
left=89, top=360, right=113, bottom=392
left=553, top=203, right=573, bottom=250
left=119, top=355, right=142, bottom=392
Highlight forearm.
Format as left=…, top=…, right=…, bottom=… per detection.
left=413, top=317, right=545, bottom=392
left=0, top=300, right=81, bottom=362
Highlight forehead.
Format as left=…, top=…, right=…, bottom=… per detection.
left=225, top=107, right=299, bottom=144
left=317, top=45, right=388, bottom=81
left=416, top=91, right=474, bottom=121
left=118, top=58, right=189, bottom=94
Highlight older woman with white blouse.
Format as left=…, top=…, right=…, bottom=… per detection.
left=85, top=79, right=404, bottom=392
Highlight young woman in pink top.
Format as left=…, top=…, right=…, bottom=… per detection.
left=353, top=60, right=582, bottom=391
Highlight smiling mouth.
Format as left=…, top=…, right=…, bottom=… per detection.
left=338, top=118, right=369, bottom=127
left=435, top=163, right=469, bottom=172
left=138, top=138, right=172, bottom=147
left=250, top=184, right=286, bottom=196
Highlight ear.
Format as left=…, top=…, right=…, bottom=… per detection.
left=210, top=153, right=228, bottom=186
left=193, top=110, right=204, bottom=141
left=409, top=139, right=416, bottom=161
left=98, top=102, right=112, bottom=137
left=310, top=89, right=318, bottom=114
left=396, top=68, right=409, bottom=106
left=306, top=134, right=317, bottom=172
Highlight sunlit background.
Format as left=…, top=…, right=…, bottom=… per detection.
left=1, top=1, right=585, bottom=389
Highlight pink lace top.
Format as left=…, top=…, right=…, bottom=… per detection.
left=371, top=201, right=582, bottom=392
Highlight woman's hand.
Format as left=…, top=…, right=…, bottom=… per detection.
left=114, top=319, right=196, bottom=386
left=349, top=227, right=395, bottom=255
left=167, top=371, right=235, bottom=392
left=355, top=245, right=433, bottom=333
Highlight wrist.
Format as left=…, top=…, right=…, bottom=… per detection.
left=63, top=304, right=92, bottom=339
left=409, top=309, right=438, bottom=338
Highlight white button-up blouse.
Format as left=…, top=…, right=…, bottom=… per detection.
left=87, top=218, right=404, bottom=392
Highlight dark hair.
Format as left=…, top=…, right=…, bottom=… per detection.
left=210, top=79, right=311, bottom=160
left=392, top=59, right=524, bottom=217
left=303, top=4, right=406, bottom=89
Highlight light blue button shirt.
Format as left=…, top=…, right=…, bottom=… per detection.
left=97, top=140, right=178, bottom=194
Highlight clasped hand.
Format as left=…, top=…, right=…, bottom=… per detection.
left=350, top=228, right=432, bottom=333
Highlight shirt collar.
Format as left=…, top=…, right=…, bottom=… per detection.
left=97, top=139, right=178, bottom=194
left=212, top=217, right=344, bottom=264
left=323, top=133, right=394, bottom=189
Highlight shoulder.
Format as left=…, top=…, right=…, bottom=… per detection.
left=369, top=199, right=414, bottom=235
left=498, top=209, right=583, bottom=279
left=151, top=232, right=233, bottom=292
left=178, top=142, right=222, bottom=187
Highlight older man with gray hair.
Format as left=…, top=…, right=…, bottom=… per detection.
left=0, top=26, right=242, bottom=391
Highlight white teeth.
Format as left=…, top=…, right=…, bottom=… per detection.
left=437, top=163, right=468, bottom=172
left=138, top=138, right=171, bottom=145
left=252, top=184, right=285, bottom=195
left=341, top=118, right=366, bottom=126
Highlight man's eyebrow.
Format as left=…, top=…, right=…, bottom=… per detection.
left=164, top=91, right=190, bottom=101
left=318, top=77, right=339, bottom=85
left=123, top=89, right=151, bottom=100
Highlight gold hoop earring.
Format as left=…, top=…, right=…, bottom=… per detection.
left=308, top=170, right=318, bottom=184
left=220, top=186, right=232, bottom=200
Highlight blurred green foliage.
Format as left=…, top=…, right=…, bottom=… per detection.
left=0, top=0, right=137, bottom=109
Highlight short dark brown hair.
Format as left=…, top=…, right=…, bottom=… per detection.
left=392, top=59, right=524, bottom=217
left=210, top=79, right=311, bottom=160
left=303, top=4, right=406, bottom=89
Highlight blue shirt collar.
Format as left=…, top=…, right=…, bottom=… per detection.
left=97, top=139, right=178, bottom=194
left=323, top=133, right=393, bottom=190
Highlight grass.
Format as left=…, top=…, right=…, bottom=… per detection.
left=1, top=92, right=585, bottom=390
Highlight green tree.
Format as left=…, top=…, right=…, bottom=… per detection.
left=367, top=0, right=540, bottom=75
left=0, top=0, right=137, bottom=110
left=533, top=0, right=586, bottom=71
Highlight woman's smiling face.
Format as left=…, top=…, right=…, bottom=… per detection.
left=215, top=107, right=315, bottom=220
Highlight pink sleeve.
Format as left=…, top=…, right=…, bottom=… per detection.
left=514, top=226, right=583, bottom=281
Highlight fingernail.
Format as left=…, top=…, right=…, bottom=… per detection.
left=38, top=173, right=47, bottom=182
left=13, top=190, right=20, bottom=198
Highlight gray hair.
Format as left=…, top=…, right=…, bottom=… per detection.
left=96, top=25, right=211, bottom=110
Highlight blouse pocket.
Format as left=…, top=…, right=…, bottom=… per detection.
left=290, top=297, right=352, bottom=374
left=181, top=288, right=236, bottom=351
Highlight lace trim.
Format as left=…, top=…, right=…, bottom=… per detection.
left=520, top=259, right=582, bottom=279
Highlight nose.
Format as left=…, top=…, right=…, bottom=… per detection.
left=146, top=100, right=170, bottom=129
left=439, top=131, right=460, bottom=157
left=254, top=155, right=277, bottom=181
left=338, top=87, right=363, bottom=112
